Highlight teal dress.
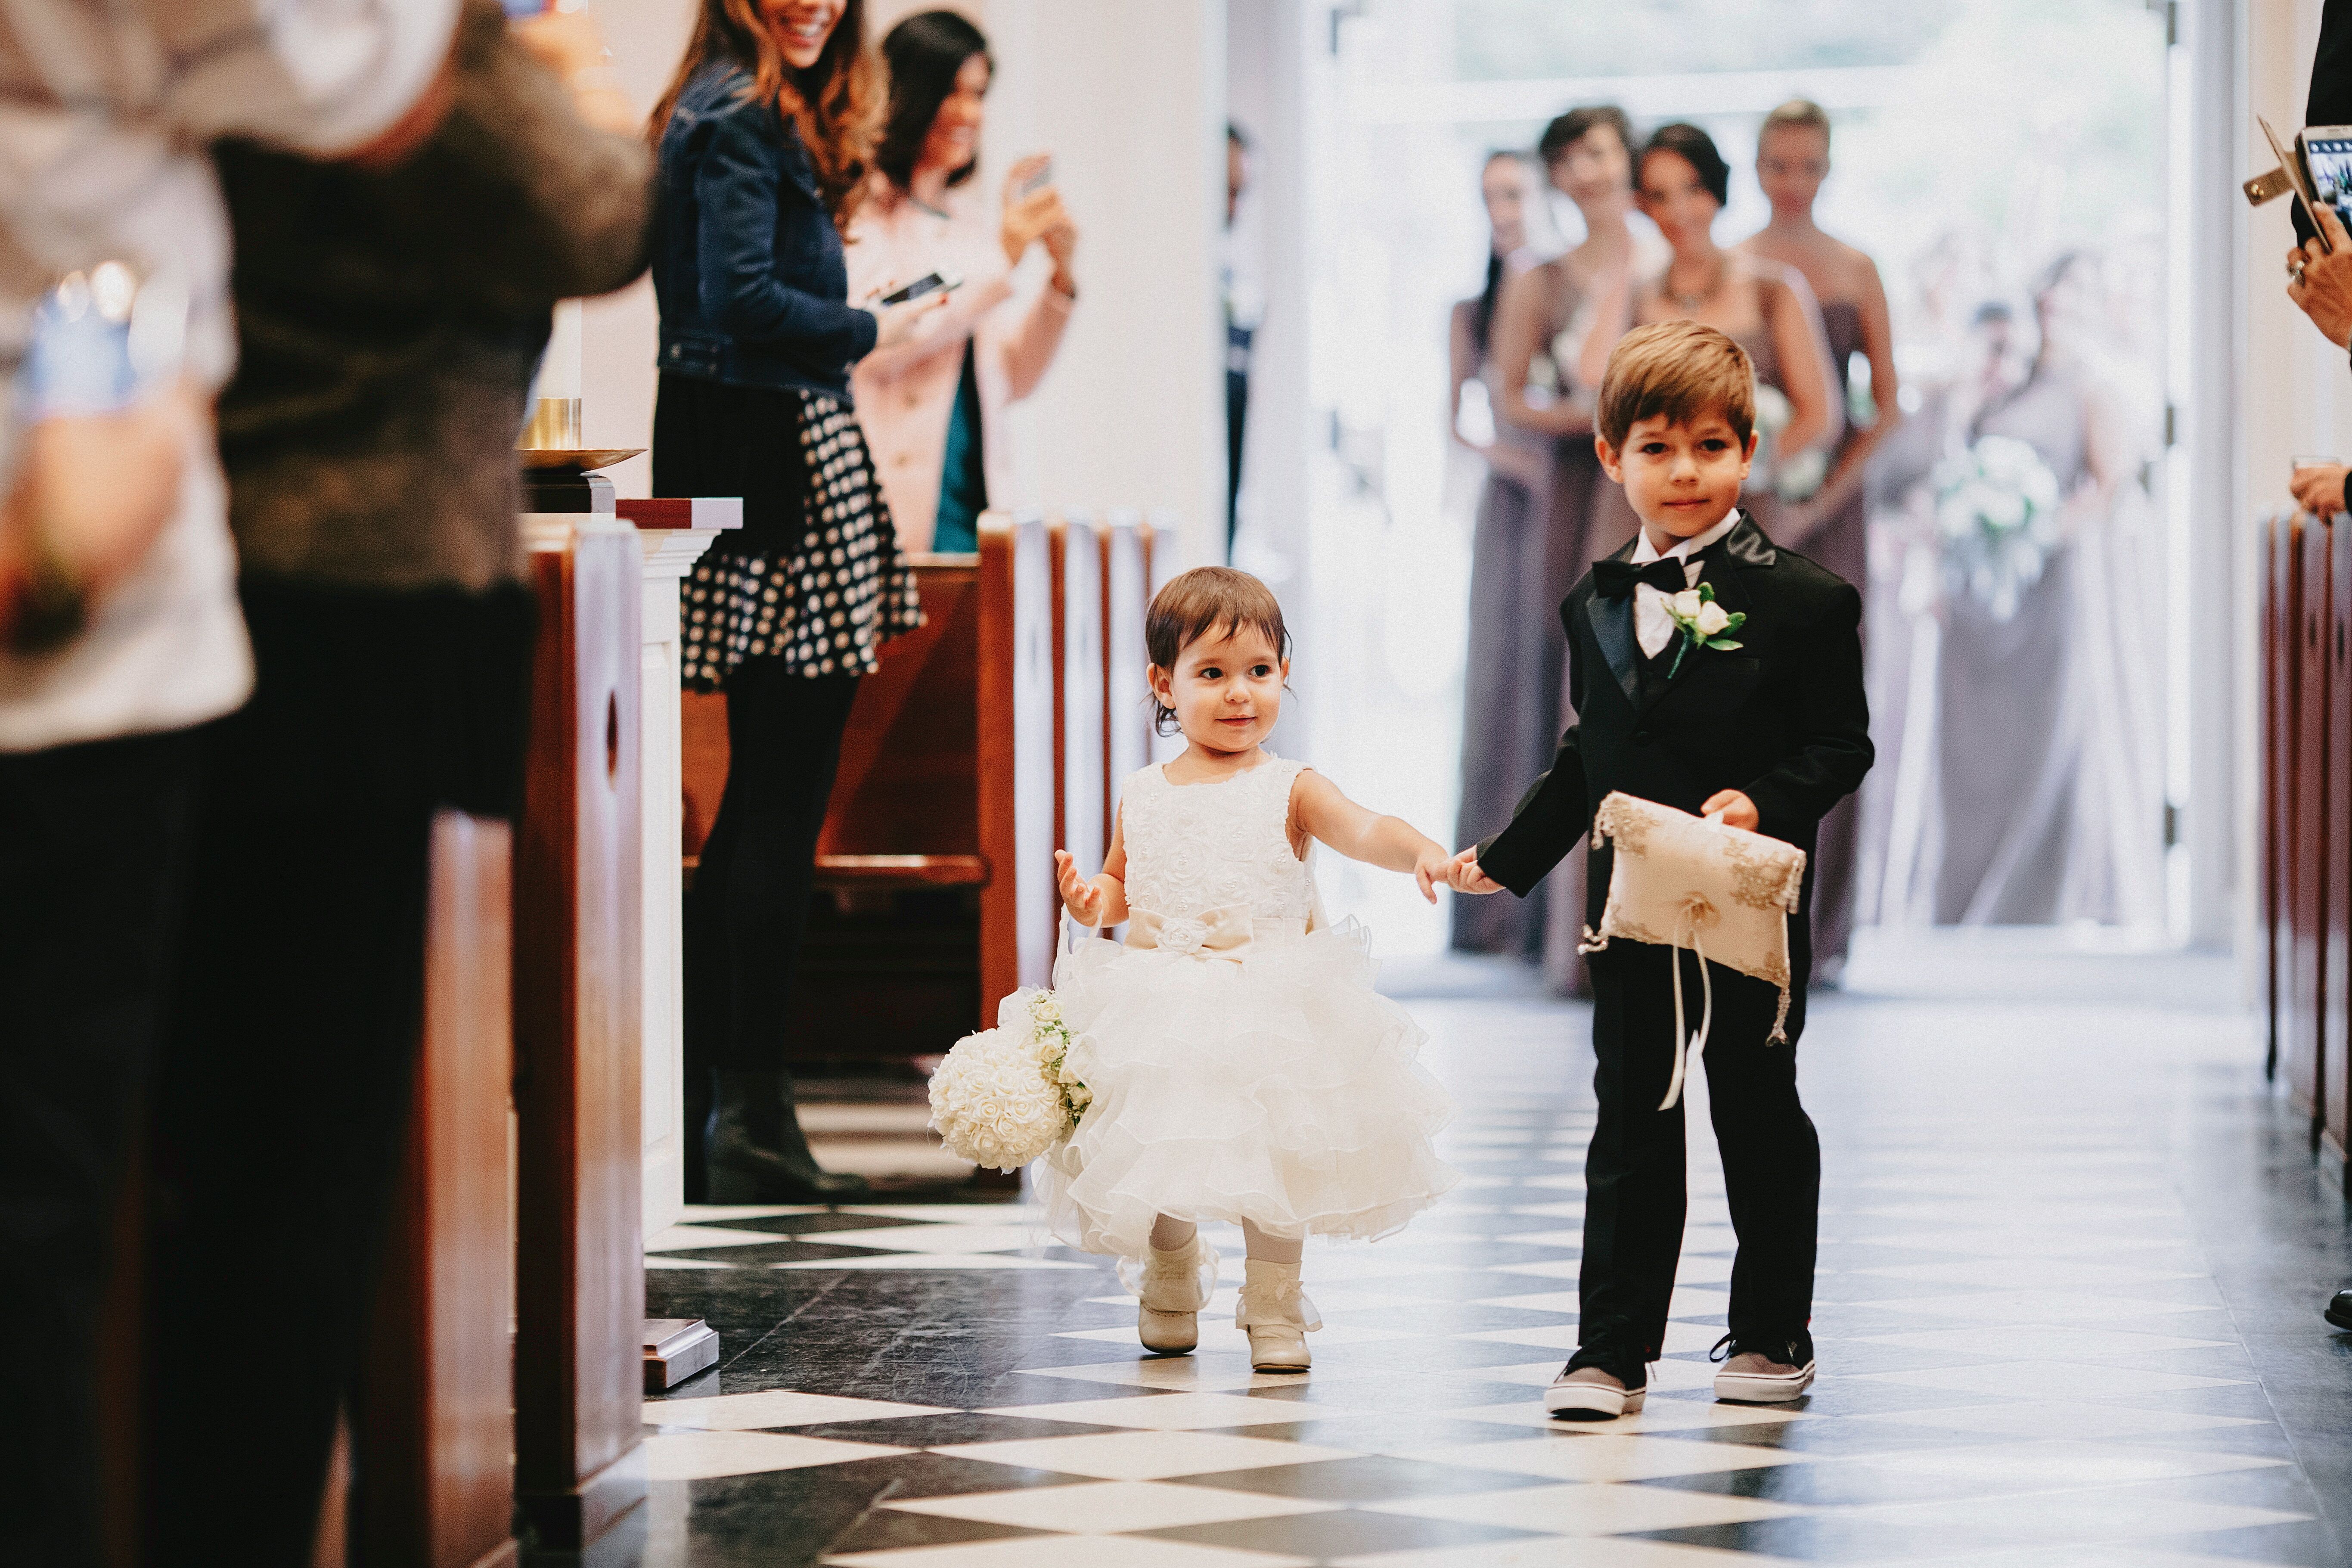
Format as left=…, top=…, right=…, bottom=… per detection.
left=932, top=341, right=988, bottom=553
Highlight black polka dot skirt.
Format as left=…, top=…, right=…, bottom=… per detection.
left=675, top=389, right=923, bottom=691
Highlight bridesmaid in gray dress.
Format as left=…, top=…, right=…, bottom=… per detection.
left=1452, top=107, right=1640, bottom=965
left=1932, top=259, right=2127, bottom=925
left=1617, top=123, right=1837, bottom=566
left=1741, top=99, right=1902, bottom=979
left=1448, top=149, right=1548, bottom=953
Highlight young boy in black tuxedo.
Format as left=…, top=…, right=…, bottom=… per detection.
left=1451, top=320, right=1871, bottom=1418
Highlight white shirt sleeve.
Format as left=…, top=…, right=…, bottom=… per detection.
left=145, top=0, right=462, bottom=155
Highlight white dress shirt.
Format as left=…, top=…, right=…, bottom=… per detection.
left=1626, top=509, right=1743, bottom=660
left=0, top=0, right=460, bottom=752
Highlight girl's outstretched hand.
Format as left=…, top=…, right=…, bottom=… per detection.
left=1055, top=849, right=1105, bottom=925
left=1412, top=845, right=1453, bottom=904
left=1449, top=848, right=1503, bottom=895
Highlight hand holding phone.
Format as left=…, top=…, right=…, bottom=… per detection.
left=874, top=271, right=962, bottom=307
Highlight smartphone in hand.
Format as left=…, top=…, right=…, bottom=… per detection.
left=875, top=271, right=963, bottom=306
left=1018, top=158, right=1056, bottom=199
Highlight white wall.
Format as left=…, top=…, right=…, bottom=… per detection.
left=580, top=0, right=1229, bottom=574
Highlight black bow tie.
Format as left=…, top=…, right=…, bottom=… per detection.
left=1594, top=556, right=1692, bottom=600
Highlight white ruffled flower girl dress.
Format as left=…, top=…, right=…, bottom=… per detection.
left=1036, top=754, right=1458, bottom=1267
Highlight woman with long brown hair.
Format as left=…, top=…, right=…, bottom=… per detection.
left=650, top=0, right=943, bottom=1202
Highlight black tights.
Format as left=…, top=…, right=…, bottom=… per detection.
left=683, top=661, right=860, bottom=1083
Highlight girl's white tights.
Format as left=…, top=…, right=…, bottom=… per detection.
left=1148, top=1214, right=1303, bottom=1265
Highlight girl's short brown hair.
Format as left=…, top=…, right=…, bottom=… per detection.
left=1145, top=567, right=1290, bottom=736
left=1596, top=319, right=1756, bottom=451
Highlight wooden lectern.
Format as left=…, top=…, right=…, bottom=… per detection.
left=513, top=515, right=647, bottom=1555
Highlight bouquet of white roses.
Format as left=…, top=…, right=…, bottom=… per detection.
left=927, top=987, right=1093, bottom=1173
left=1930, top=434, right=2062, bottom=621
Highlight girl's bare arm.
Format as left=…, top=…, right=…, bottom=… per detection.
left=1290, top=770, right=1453, bottom=904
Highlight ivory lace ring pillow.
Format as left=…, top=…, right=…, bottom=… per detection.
left=1579, top=791, right=1806, bottom=1108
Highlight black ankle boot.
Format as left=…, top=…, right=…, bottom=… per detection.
left=705, top=1068, right=872, bottom=1203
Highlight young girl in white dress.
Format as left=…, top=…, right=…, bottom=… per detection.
left=1042, top=567, right=1459, bottom=1372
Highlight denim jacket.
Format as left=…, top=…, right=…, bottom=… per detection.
left=653, top=62, right=877, bottom=398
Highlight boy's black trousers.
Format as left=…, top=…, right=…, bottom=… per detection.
left=1573, top=940, right=1818, bottom=1382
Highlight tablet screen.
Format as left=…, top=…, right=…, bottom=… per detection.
left=2306, top=130, right=2352, bottom=232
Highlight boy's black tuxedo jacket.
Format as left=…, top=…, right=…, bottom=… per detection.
left=1476, top=512, right=1872, bottom=954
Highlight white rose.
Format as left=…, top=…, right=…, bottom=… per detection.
left=1696, top=602, right=1731, bottom=637
left=1669, top=588, right=1704, bottom=621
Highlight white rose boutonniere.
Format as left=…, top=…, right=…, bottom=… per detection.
left=1659, top=581, right=1746, bottom=677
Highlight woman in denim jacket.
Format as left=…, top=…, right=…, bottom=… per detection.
left=649, top=0, right=942, bottom=1203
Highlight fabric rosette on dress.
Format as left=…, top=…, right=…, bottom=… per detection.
left=1033, top=755, right=1458, bottom=1264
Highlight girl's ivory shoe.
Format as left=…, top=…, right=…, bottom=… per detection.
left=1138, top=1236, right=1213, bottom=1354
left=1238, top=1259, right=1314, bottom=1372
left=1543, top=1365, right=1645, bottom=1419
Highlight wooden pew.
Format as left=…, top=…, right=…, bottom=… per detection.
left=354, top=813, right=518, bottom=1568
left=679, top=512, right=1056, bottom=1068
left=2273, top=515, right=2306, bottom=1095
left=514, top=516, right=646, bottom=1556
left=2293, top=519, right=2332, bottom=1145
left=2266, top=514, right=2293, bottom=1081
left=1055, top=514, right=1107, bottom=886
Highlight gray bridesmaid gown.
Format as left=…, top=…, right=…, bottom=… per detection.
left=1452, top=267, right=1602, bottom=959
left=1932, top=367, right=2086, bottom=925
left=1800, top=299, right=1871, bottom=977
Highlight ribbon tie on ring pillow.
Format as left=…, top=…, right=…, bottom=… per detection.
left=1576, top=791, right=1807, bottom=1109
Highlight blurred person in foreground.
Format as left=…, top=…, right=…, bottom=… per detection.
left=0, top=3, right=465, bottom=1562
left=653, top=0, right=941, bottom=1204
left=847, top=8, right=1078, bottom=553
left=140, top=3, right=651, bottom=1559
left=1739, top=98, right=1899, bottom=984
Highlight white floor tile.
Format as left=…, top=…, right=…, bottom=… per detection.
left=1857, top=1439, right=2290, bottom=1486
left=1847, top=1490, right=2312, bottom=1540
left=1055, top=1321, right=1413, bottom=1349
left=1362, top=1482, right=1807, bottom=1534
left=1845, top=1400, right=2266, bottom=1441
left=885, top=1478, right=1340, bottom=1532
left=1331, top=1538, right=1811, bottom=1566
left=642, top=1430, right=909, bottom=1482
left=1856, top=1326, right=2234, bottom=1359
left=931, top=1429, right=1358, bottom=1479
left=793, top=1223, right=1057, bottom=1254
left=980, top=1392, right=1327, bottom=1430
left=828, top=1534, right=1314, bottom=1566
left=646, top=1389, right=952, bottom=1430
left=644, top=1224, right=802, bottom=1252
left=1012, top=1356, right=1388, bottom=1393
left=1392, top=1434, right=1809, bottom=1482
left=1845, top=1361, right=2250, bottom=1398
left=1436, top=1397, right=1819, bottom=1434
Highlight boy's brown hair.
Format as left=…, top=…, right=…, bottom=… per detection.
left=1595, top=319, right=1757, bottom=451
left=1145, top=567, right=1290, bottom=736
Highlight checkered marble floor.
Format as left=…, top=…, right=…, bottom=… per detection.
left=642, top=975, right=2352, bottom=1567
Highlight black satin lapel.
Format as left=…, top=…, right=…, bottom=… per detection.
left=1724, top=509, right=1778, bottom=567
left=1589, top=592, right=1643, bottom=711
